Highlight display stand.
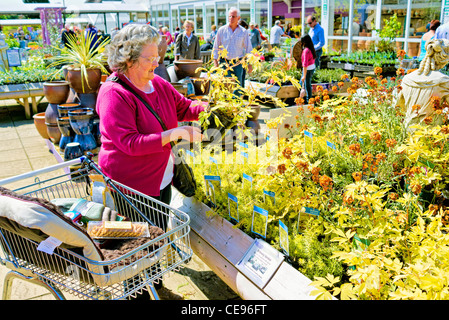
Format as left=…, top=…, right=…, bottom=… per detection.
left=170, top=188, right=320, bottom=300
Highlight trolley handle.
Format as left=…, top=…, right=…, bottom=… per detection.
left=82, top=153, right=156, bottom=227
left=0, top=157, right=86, bottom=186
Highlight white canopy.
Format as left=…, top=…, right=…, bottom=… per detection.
left=0, top=2, right=148, bottom=15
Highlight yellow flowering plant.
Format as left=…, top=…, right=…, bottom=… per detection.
left=188, top=61, right=449, bottom=299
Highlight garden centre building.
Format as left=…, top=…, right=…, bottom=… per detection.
left=147, top=0, right=444, bottom=56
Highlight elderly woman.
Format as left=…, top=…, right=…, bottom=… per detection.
left=174, top=20, right=200, bottom=61
left=97, top=23, right=205, bottom=206
left=396, top=38, right=449, bottom=131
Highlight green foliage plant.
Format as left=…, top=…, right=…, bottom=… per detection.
left=48, top=31, right=110, bottom=92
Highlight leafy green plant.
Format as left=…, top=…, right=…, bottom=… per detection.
left=48, top=31, right=110, bottom=92
left=375, top=14, right=402, bottom=52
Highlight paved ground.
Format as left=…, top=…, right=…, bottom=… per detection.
left=0, top=99, right=245, bottom=301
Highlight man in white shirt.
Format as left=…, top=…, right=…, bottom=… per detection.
left=270, top=20, right=289, bottom=47
left=213, top=7, right=253, bottom=92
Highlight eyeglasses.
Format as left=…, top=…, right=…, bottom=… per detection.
left=307, top=22, right=313, bottom=25
left=140, top=56, right=159, bottom=64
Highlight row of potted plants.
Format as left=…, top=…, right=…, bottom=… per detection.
left=185, top=63, right=449, bottom=299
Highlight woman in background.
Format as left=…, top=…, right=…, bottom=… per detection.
left=417, top=20, right=440, bottom=62
left=298, top=34, right=317, bottom=103
left=174, top=20, right=200, bottom=61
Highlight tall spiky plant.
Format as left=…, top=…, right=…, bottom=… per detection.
left=49, top=30, right=110, bottom=92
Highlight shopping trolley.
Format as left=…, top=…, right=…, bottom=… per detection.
left=0, top=155, right=193, bottom=300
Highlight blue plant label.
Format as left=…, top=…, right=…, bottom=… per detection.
left=204, top=175, right=221, bottom=182
left=304, top=207, right=320, bottom=216
left=263, top=189, right=276, bottom=205
left=227, top=193, right=239, bottom=222
left=279, top=220, right=289, bottom=256
left=209, top=156, right=217, bottom=164
left=239, top=141, right=248, bottom=149
left=326, top=141, right=336, bottom=150
left=207, top=180, right=216, bottom=206
left=242, top=173, right=253, bottom=189
left=241, top=151, right=249, bottom=159
left=185, top=149, right=194, bottom=158
left=304, top=130, right=313, bottom=154
left=251, top=205, right=269, bottom=239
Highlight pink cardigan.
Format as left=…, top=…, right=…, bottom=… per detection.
left=301, top=47, right=315, bottom=68
left=96, top=73, right=204, bottom=197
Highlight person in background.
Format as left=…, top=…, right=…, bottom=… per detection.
left=239, top=20, right=248, bottom=30
left=158, top=25, right=164, bottom=35
left=29, top=27, right=39, bottom=41
left=200, top=37, right=214, bottom=51
left=209, top=25, right=217, bottom=43
left=298, top=34, right=317, bottom=103
left=270, top=20, right=289, bottom=48
left=418, top=20, right=441, bottom=62
left=61, top=24, right=75, bottom=48
left=286, top=23, right=295, bottom=38
left=435, top=20, right=449, bottom=40
left=212, top=7, right=253, bottom=92
left=85, top=23, right=100, bottom=50
left=255, top=24, right=267, bottom=41
left=162, top=27, right=174, bottom=46
left=306, top=15, right=325, bottom=68
left=249, top=22, right=262, bottom=50
left=173, top=26, right=181, bottom=41
left=174, top=20, right=200, bottom=61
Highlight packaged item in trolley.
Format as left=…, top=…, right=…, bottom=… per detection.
left=87, top=221, right=150, bottom=239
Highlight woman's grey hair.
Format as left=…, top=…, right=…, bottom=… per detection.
left=417, top=39, right=449, bottom=76
left=107, top=23, right=160, bottom=74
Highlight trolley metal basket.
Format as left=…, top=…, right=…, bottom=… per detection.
left=0, top=156, right=192, bottom=300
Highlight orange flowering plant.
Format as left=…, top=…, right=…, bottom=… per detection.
left=188, top=63, right=449, bottom=299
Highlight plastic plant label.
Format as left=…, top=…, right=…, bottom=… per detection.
left=251, top=205, right=269, bottom=239
left=263, top=189, right=276, bottom=205
left=209, top=156, right=219, bottom=173
left=326, top=141, right=336, bottom=152
left=240, top=151, right=249, bottom=163
left=304, top=130, right=313, bottom=154
left=37, top=236, right=63, bottom=255
left=207, top=180, right=216, bottom=206
left=204, top=175, right=221, bottom=207
left=242, top=173, right=253, bottom=189
left=227, top=193, right=239, bottom=222
left=304, top=207, right=320, bottom=216
left=238, top=141, right=248, bottom=149
left=279, top=220, right=289, bottom=256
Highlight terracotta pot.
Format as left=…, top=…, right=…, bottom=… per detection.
left=66, top=68, right=102, bottom=94
left=174, top=59, right=203, bottom=80
left=45, top=103, right=60, bottom=144
left=57, top=116, right=74, bottom=151
left=45, top=123, right=61, bottom=144
left=43, top=81, right=70, bottom=105
left=33, top=112, right=50, bottom=140
left=158, top=35, right=168, bottom=64
left=58, top=103, right=81, bottom=118
left=192, top=77, right=210, bottom=95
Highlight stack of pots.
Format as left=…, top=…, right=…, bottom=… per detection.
left=43, top=81, right=71, bottom=144
left=57, top=103, right=80, bottom=151
left=65, top=67, right=102, bottom=110
left=67, top=107, right=98, bottom=154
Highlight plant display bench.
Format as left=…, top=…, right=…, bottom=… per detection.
left=0, top=83, right=45, bottom=119
left=170, top=189, right=318, bottom=300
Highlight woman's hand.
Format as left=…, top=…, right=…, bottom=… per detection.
left=161, top=126, right=203, bottom=146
